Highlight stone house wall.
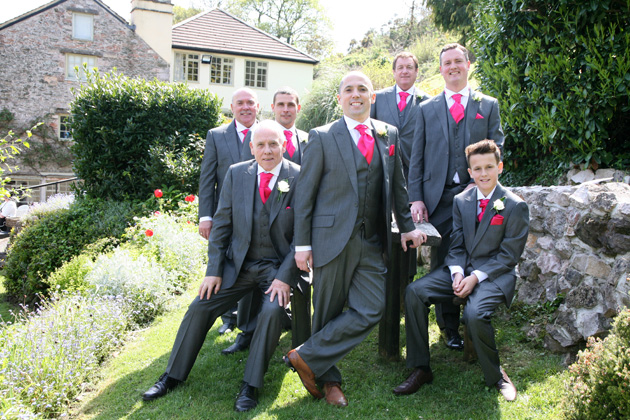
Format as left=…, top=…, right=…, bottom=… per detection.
left=511, top=181, right=630, bottom=352
left=0, top=0, right=169, bottom=181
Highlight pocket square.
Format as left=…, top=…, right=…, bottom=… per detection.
left=490, top=214, right=504, bottom=225
left=389, top=144, right=395, bottom=156
left=475, top=113, right=484, bottom=119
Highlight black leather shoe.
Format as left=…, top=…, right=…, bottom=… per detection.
left=221, top=340, right=249, bottom=355
left=218, top=322, right=235, bottom=335
left=142, top=373, right=181, bottom=401
left=443, top=328, right=464, bottom=350
left=234, top=382, right=258, bottom=412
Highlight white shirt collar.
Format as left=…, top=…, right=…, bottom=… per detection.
left=444, top=84, right=470, bottom=100
left=343, top=116, right=372, bottom=145
left=395, top=85, right=415, bottom=96
left=476, top=186, right=497, bottom=201
left=257, top=161, right=282, bottom=177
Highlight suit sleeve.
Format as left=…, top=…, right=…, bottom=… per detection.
left=487, top=98, right=505, bottom=152
left=275, top=182, right=300, bottom=287
left=444, top=196, right=467, bottom=268
left=294, top=129, right=324, bottom=246
left=407, top=107, right=426, bottom=202
left=205, top=166, right=235, bottom=277
left=390, top=127, right=415, bottom=233
left=198, top=130, right=218, bottom=219
left=476, top=200, right=529, bottom=280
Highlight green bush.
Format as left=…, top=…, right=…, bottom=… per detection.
left=563, top=308, right=630, bottom=419
left=3, top=197, right=139, bottom=301
left=472, top=0, right=630, bottom=178
left=71, top=69, right=221, bottom=201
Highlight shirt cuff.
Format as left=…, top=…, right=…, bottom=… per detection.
left=472, top=270, right=487, bottom=283
left=449, top=265, right=464, bottom=281
left=199, top=216, right=212, bottom=222
left=295, top=245, right=312, bottom=252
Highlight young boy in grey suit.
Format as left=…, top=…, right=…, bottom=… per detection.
left=394, top=139, right=529, bottom=401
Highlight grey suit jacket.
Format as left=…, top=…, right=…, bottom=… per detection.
left=242, top=128, right=308, bottom=164
left=294, top=118, right=415, bottom=268
left=205, top=159, right=301, bottom=289
left=198, top=122, right=252, bottom=220
left=407, top=91, right=505, bottom=218
left=370, top=86, right=430, bottom=174
left=445, top=183, right=529, bottom=305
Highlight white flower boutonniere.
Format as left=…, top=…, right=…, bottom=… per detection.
left=376, top=124, right=388, bottom=139
left=472, top=92, right=483, bottom=102
left=493, top=197, right=506, bottom=212
left=300, top=136, right=308, bottom=143
left=277, top=179, right=290, bottom=201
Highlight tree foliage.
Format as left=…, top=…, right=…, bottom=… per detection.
left=425, top=0, right=476, bottom=45
left=71, top=69, right=221, bottom=201
left=173, top=5, right=203, bottom=24
left=225, top=0, right=333, bottom=57
left=472, top=0, right=630, bottom=180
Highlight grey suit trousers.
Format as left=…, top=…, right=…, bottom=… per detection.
left=166, top=261, right=285, bottom=389
left=297, top=232, right=387, bottom=384
left=405, top=267, right=507, bottom=386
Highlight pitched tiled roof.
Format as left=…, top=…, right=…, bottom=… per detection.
left=172, top=8, right=318, bottom=64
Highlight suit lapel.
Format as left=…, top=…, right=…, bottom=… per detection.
left=242, top=161, right=257, bottom=238
left=462, top=188, right=477, bottom=254
left=386, top=86, right=399, bottom=122
left=471, top=184, right=505, bottom=251
left=332, top=119, right=359, bottom=197
left=226, top=122, right=242, bottom=163
left=429, top=94, right=450, bottom=145
left=465, top=89, right=481, bottom=145
left=269, top=160, right=290, bottom=225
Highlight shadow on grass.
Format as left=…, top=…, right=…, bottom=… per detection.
left=72, top=300, right=566, bottom=420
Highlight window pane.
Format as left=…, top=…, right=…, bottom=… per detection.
left=73, top=13, right=93, bottom=40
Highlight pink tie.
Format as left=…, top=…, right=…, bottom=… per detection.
left=450, top=93, right=465, bottom=124
left=284, top=130, right=295, bottom=158
left=398, top=91, right=410, bottom=112
left=478, top=199, right=489, bottom=222
left=241, top=129, right=249, bottom=142
left=259, top=172, right=273, bottom=204
left=355, top=124, right=374, bottom=165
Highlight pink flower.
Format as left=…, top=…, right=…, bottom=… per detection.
left=154, top=211, right=161, bottom=216
left=185, top=194, right=195, bottom=202
left=154, top=189, right=163, bottom=198
left=145, top=229, right=154, bottom=237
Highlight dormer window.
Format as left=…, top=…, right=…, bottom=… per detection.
left=73, top=13, right=94, bottom=41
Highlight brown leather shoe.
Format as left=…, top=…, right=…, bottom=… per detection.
left=495, top=368, right=517, bottom=401
left=284, top=349, right=323, bottom=399
left=323, top=382, right=348, bottom=407
left=393, top=368, right=433, bottom=395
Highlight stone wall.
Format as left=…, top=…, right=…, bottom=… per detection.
left=511, top=181, right=630, bottom=352
left=0, top=0, right=169, bottom=175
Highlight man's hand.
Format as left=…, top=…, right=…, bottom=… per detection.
left=198, top=275, right=221, bottom=300
left=400, top=229, right=427, bottom=252
left=295, top=250, right=313, bottom=272
left=410, top=201, right=429, bottom=224
left=265, top=279, right=291, bottom=307
left=453, top=274, right=478, bottom=299
left=198, top=220, right=213, bottom=240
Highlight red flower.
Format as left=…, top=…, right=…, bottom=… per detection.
left=154, top=189, right=163, bottom=198
left=185, top=194, right=195, bottom=202
left=154, top=211, right=161, bottom=216
left=145, top=229, right=154, bottom=237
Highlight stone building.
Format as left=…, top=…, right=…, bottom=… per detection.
left=0, top=0, right=317, bottom=202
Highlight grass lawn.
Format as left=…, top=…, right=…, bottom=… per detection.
left=0, top=275, right=21, bottom=323
left=69, top=281, right=570, bottom=420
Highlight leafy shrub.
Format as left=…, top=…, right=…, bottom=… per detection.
left=0, top=293, right=129, bottom=418
left=3, top=196, right=139, bottom=301
left=296, top=67, right=344, bottom=131
left=46, top=253, right=94, bottom=294
left=563, top=308, right=630, bottom=419
left=71, top=70, right=222, bottom=201
left=472, top=0, right=630, bottom=176
left=85, top=248, right=177, bottom=325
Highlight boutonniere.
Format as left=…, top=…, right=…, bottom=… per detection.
left=493, top=197, right=506, bottom=213
left=277, top=179, right=290, bottom=201
left=376, top=124, right=388, bottom=139
left=472, top=92, right=483, bottom=102
left=300, top=136, right=308, bottom=143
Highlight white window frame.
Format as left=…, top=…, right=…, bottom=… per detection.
left=174, top=52, right=200, bottom=82
left=58, top=115, right=72, bottom=141
left=209, top=56, right=234, bottom=86
left=72, top=13, right=94, bottom=41
left=66, top=54, right=97, bottom=81
left=245, top=60, right=268, bottom=89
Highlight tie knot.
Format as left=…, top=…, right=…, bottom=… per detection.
left=284, top=130, right=293, bottom=141
left=479, top=198, right=489, bottom=208
left=452, top=94, right=462, bottom=104
left=261, top=172, right=273, bottom=183
left=242, top=129, right=249, bottom=136
left=399, top=91, right=410, bottom=101
left=355, top=124, right=369, bottom=135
